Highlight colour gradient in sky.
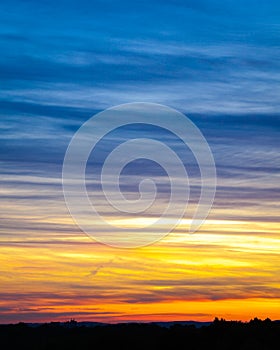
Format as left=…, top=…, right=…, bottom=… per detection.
left=0, top=0, right=280, bottom=323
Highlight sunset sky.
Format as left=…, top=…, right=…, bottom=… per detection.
left=0, top=0, right=280, bottom=323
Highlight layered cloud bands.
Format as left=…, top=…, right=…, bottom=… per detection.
left=0, top=0, right=280, bottom=322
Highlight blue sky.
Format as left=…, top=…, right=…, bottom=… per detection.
left=0, top=0, right=280, bottom=323
left=1, top=0, right=280, bottom=114
left=1, top=0, right=279, bottom=232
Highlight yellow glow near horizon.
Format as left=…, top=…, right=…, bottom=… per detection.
left=0, top=211, right=279, bottom=323
left=1, top=173, right=279, bottom=323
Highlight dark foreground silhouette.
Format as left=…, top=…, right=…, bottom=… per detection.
left=1, top=318, right=279, bottom=349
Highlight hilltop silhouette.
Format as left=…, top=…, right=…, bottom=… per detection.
left=0, top=318, right=279, bottom=349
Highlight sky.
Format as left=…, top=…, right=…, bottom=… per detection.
left=0, top=0, right=280, bottom=323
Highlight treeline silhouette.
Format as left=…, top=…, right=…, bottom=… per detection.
left=1, top=318, right=279, bottom=349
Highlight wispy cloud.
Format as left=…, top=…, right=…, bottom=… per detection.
left=0, top=0, right=280, bottom=323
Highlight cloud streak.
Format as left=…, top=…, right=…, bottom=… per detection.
left=0, top=0, right=279, bottom=323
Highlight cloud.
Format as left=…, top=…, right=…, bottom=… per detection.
left=0, top=0, right=280, bottom=323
